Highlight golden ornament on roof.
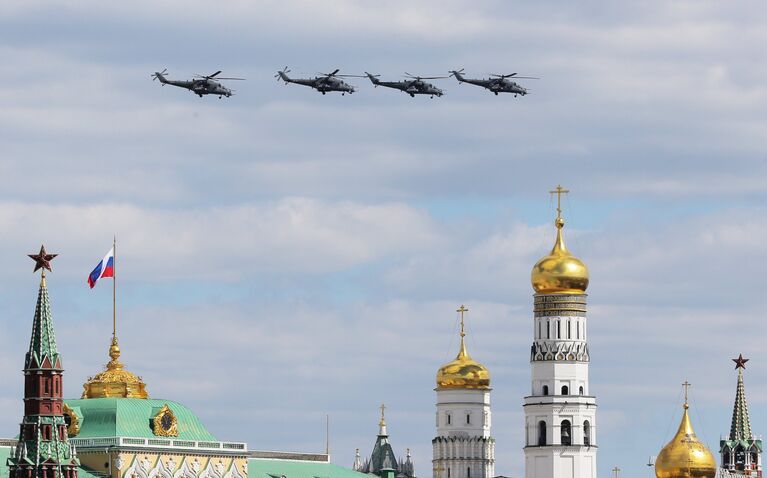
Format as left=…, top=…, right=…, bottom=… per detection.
left=436, top=306, right=490, bottom=390
left=82, top=336, right=149, bottom=399
left=531, top=186, right=589, bottom=295
left=655, top=386, right=716, bottom=478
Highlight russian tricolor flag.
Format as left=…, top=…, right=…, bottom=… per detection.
left=88, top=247, right=115, bottom=289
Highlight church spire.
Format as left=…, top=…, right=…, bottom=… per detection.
left=730, top=354, right=753, bottom=441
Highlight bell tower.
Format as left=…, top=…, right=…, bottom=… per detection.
left=7, top=247, right=80, bottom=478
left=433, top=305, right=494, bottom=478
left=524, top=188, right=597, bottom=478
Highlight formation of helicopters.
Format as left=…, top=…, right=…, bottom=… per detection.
left=151, top=68, right=538, bottom=99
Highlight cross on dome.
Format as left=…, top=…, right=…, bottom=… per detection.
left=457, top=305, right=468, bottom=338
left=682, top=380, right=691, bottom=407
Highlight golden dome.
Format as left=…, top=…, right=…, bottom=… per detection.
left=531, top=215, right=589, bottom=295
left=82, top=336, right=149, bottom=399
left=655, top=403, right=716, bottom=478
left=436, top=306, right=490, bottom=390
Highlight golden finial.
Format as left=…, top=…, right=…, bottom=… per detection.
left=379, top=403, right=386, bottom=427
left=682, top=380, right=691, bottom=409
left=81, top=335, right=149, bottom=399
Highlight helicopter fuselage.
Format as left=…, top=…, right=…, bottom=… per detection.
left=366, top=75, right=443, bottom=97
left=154, top=73, right=232, bottom=97
left=277, top=71, right=355, bottom=94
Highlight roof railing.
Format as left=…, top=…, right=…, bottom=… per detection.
left=69, top=436, right=247, bottom=452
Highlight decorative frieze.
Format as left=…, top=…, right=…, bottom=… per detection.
left=530, top=341, right=590, bottom=362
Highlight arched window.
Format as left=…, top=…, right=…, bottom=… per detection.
left=547, top=320, right=550, bottom=339
left=466, top=414, right=471, bottom=425
left=561, top=420, right=572, bottom=446
left=557, top=321, right=561, bottom=339
left=561, top=385, right=569, bottom=396
left=735, top=445, right=746, bottom=469
left=577, top=321, right=580, bottom=339
left=583, top=420, right=591, bottom=446
left=567, top=320, right=571, bottom=339
left=467, top=468, right=471, bottom=478
left=542, top=385, right=549, bottom=396
left=537, top=421, right=547, bottom=446
left=538, top=321, right=541, bottom=339
left=579, top=386, right=584, bottom=395
left=446, top=412, right=452, bottom=425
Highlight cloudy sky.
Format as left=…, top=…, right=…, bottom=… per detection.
left=1, top=1, right=767, bottom=477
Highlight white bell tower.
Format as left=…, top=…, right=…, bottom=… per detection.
left=524, top=187, right=597, bottom=478
left=433, top=305, right=494, bottom=478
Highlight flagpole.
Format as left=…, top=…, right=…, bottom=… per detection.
left=113, top=235, right=116, bottom=339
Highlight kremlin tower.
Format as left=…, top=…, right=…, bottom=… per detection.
left=720, top=355, right=762, bottom=477
left=655, top=384, right=716, bottom=478
left=433, top=306, right=494, bottom=478
left=7, top=247, right=80, bottom=478
left=524, top=187, right=596, bottom=478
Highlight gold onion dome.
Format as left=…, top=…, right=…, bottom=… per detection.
left=655, top=402, right=716, bottom=478
left=436, top=307, right=490, bottom=390
left=531, top=215, right=589, bottom=295
left=82, top=336, right=148, bottom=399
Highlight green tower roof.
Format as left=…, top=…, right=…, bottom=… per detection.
left=63, top=398, right=217, bottom=441
left=730, top=368, right=753, bottom=441
left=25, top=275, right=61, bottom=370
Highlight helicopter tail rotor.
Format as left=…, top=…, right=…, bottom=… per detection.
left=448, top=69, right=466, bottom=82
left=151, top=69, right=169, bottom=84
left=275, top=66, right=291, bottom=83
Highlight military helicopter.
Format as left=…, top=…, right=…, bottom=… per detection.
left=151, top=69, right=245, bottom=98
left=449, top=69, right=538, bottom=96
left=365, top=72, right=445, bottom=98
left=275, top=67, right=361, bottom=95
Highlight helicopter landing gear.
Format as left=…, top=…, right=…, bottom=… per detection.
left=322, top=91, right=326, bottom=95
left=494, top=92, right=498, bottom=96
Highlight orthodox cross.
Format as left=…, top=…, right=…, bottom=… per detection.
left=28, top=244, right=58, bottom=276
left=682, top=381, right=691, bottom=405
left=733, top=354, right=749, bottom=370
left=457, top=305, right=468, bottom=338
left=379, top=403, right=386, bottom=424
left=549, top=185, right=570, bottom=220
left=612, top=466, right=620, bottom=478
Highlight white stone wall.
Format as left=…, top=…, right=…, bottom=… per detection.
left=434, top=389, right=494, bottom=478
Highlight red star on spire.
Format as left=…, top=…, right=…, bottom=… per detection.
left=28, top=245, right=57, bottom=273
left=733, top=354, right=749, bottom=370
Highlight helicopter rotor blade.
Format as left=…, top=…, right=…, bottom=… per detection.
left=216, top=77, right=246, bottom=80
left=208, top=70, right=222, bottom=78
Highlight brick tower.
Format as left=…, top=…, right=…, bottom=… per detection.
left=7, top=247, right=80, bottom=478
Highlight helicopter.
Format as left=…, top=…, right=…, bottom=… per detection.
left=365, top=72, right=445, bottom=98
left=449, top=69, right=538, bottom=96
left=151, top=69, right=245, bottom=98
left=275, top=67, right=360, bottom=95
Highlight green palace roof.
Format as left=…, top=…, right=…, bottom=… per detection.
left=247, top=458, right=372, bottom=478
left=63, top=398, right=217, bottom=441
